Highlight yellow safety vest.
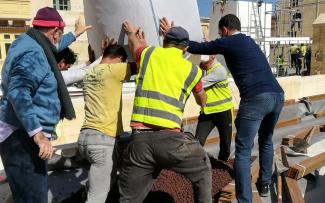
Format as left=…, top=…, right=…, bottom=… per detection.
left=277, top=58, right=284, bottom=65
left=300, top=45, right=307, bottom=56
left=131, top=46, right=202, bottom=129
left=290, top=45, right=298, bottom=54
left=203, top=63, right=233, bottom=115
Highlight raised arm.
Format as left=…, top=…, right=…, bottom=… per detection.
left=160, top=17, right=225, bottom=55
left=58, top=18, right=92, bottom=51
left=122, top=21, right=147, bottom=60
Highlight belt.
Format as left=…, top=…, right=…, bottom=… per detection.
left=132, top=128, right=161, bottom=134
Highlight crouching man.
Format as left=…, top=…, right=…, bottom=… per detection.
left=118, top=21, right=212, bottom=203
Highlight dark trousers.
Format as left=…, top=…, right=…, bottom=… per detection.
left=296, top=58, right=302, bottom=75
left=0, top=129, right=48, bottom=203
left=118, top=130, right=212, bottom=203
left=306, top=59, right=311, bottom=75
left=291, top=54, right=297, bottom=68
left=234, top=92, right=284, bottom=203
left=195, top=109, right=233, bottom=161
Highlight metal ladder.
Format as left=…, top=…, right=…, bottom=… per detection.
left=250, top=0, right=265, bottom=53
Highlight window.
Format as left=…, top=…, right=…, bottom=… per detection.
left=4, top=34, right=10, bottom=39
left=0, top=48, right=2, bottom=59
left=15, top=35, right=20, bottom=39
left=53, top=0, right=71, bottom=11
left=291, top=0, right=299, bottom=7
left=5, top=43, right=11, bottom=54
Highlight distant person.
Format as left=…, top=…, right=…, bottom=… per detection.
left=195, top=55, right=233, bottom=161
left=56, top=47, right=78, bottom=71
left=290, top=44, right=298, bottom=69
left=300, top=43, right=307, bottom=69
left=296, top=48, right=303, bottom=75
left=277, top=54, right=285, bottom=76
left=305, top=46, right=311, bottom=75
left=161, top=14, right=284, bottom=202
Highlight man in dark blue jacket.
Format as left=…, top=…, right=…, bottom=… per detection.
left=161, top=14, right=284, bottom=203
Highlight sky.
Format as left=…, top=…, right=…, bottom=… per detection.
left=197, top=0, right=212, bottom=17
left=197, top=0, right=276, bottom=17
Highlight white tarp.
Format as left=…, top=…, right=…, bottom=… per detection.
left=83, top=0, right=203, bottom=59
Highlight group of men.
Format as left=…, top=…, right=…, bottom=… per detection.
left=0, top=6, right=284, bottom=203
left=290, top=43, right=311, bottom=75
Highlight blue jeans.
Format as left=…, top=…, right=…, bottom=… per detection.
left=0, top=129, right=48, bottom=203
left=234, top=92, right=284, bottom=203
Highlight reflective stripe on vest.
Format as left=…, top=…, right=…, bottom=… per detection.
left=213, top=83, right=229, bottom=88
left=205, top=97, right=233, bottom=107
left=132, top=46, right=201, bottom=128
left=203, top=64, right=233, bottom=114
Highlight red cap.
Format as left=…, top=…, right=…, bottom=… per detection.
left=32, top=7, right=65, bottom=28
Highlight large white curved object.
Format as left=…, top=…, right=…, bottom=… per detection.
left=84, top=0, right=203, bottom=58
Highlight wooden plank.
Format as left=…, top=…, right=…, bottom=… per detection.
left=307, top=94, right=325, bottom=101
left=295, top=125, right=320, bottom=140
left=283, top=176, right=305, bottom=203
left=281, top=146, right=290, bottom=168
left=251, top=158, right=260, bottom=184
left=284, top=99, right=296, bottom=106
left=218, top=197, right=235, bottom=203
left=219, top=181, right=236, bottom=202
left=287, top=152, right=325, bottom=180
left=314, top=111, right=325, bottom=118
left=282, top=125, right=321, bottom=153
left=274, top=151, right=283, bottom=203
left=275, top=117, right=301, bottom=128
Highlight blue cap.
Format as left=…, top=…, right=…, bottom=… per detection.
left=165, top=26, right=189, bottom=46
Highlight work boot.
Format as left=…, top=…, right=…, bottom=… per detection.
left=257, top=183, right=270, bottom=197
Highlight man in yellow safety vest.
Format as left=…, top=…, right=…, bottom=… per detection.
left=300, top=43, right=307, bottom=69
left=118, top=21, right=212, bottom=203
left=290, top=44, right=298, bottom=69
left=195, top=55, right=233, bottom=161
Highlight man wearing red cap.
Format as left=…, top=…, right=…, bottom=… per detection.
left=0, top=7, right=90, bottom=203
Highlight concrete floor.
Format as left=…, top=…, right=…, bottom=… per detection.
left=0, top=116, right=324, bottom=203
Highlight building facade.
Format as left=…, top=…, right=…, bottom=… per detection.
left=275, top=0, right=325, bottom=37
left=0, top=0, right=31, bottom=68
left=0, top=0, right=88, bottom=68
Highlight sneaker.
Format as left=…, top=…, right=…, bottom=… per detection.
left=257, top=183, right=269, bottom=197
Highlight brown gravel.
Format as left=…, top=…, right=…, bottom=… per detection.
left=143, top=157, right=234, bottom=203
left=98, top=157, right=234, bottom=203
left=62, top=157, right=234, bottom=202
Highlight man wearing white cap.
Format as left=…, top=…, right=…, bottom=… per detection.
left=196, top=55, right=233, bottom=161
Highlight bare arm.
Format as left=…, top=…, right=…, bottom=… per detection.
left=159, top=17, right=175, bottom=36
left=193, top=89, right=207, bottom=107
left=122, top=21, right=147, bottom=60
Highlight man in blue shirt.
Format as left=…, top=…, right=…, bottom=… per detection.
left=161, top=14, right=284, bottom=203
left=0, top=7, right=90, bottom=203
